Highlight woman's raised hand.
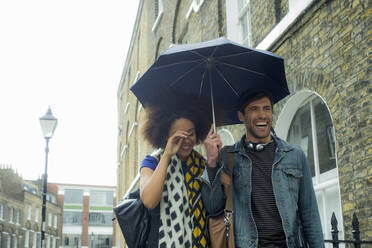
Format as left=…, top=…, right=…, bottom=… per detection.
left=163, top=130, right=189, bottom=158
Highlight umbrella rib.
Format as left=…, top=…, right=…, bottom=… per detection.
left=169, top=60, right=207, bottom=87
left=214, top=66, right=240, bottom=97
left=189, top=50, right=208, bottom=59
left=212, top=50, right=257, bottom=59
left=152, top=58, right=204, bottom=70
left=199, top=69, right=207, bottom=96
left=216, top=60, right=266, bottom=77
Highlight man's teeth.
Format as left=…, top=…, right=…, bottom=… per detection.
left=256, top=122, right=267, bottom=126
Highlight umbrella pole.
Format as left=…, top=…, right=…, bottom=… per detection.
left=209, top=69, right=217, bottom=133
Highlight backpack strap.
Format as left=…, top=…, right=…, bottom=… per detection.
left=224, top=151, right=234, bottom=212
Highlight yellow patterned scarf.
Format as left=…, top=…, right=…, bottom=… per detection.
left=183, top=150, right=208, bottom=248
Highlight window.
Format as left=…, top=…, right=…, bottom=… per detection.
left=89, top=190, right=114, bottom=206
left=63, top=211, right=82, bottom=225
left=46, top=235, right=50, bottom=248
left=32, top=232, right=37, bottom=248
left=27, top=205, right=32, bottom=220
left=13, top=236, right=17, bottom=248
left=23, top=184, right=37, bottom=194
left=152, top=0, right=163, bottom=32
left=287, top=97, right=337, bottom=178
left=88, top=212, right=113, bottom=226
left=237, top=0, right=252, bottom=46
left=35, top=208, right=39, bottom=222
left=7, top=234, right=11, bottom=248
left=74, top=237, right=79, bottom=247
left=9, top=207, right=14, bottom=223
left=25, top=231, right=30, bottom=248
left=48, top=213, right=52, bottom=226
left=155, top=0, right=159, bottom=18
left=64, top=237, right=69, bottom=246
left=52, top=237, right=56, bottom=248
left=64, top=189, right=83, bottom=205
left=15, top=209, right=20, bottom=224
left=47, top=193, right=57, bottom=204
left=0, top=204, right=3, bottom=219
left=217, top=129, right=235, bottom=146
left=277, top=91, right=343, bottom=244
left=53, top=215, right=58, bottom=228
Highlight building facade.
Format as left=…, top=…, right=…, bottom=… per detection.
left=0, top=166, right=62, bottom=248
left=117, top=0, right=371, bottom=246
left=51, top=183, right=116, bottom=248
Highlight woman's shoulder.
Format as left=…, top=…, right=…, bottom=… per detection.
left=150, top=148, right=163, bottom=160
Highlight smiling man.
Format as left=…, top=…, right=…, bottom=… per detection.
left=202, top=90, right=325, bottom=248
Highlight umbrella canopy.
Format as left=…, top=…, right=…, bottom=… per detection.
left=130, top=37, right=289, bottom=127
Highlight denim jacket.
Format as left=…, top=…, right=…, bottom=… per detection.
left=201, top=135, right=325, bottom=248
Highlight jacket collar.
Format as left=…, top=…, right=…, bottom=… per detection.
left=227, top=134, right=294, bottom=153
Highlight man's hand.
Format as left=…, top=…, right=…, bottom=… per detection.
left=204, top=124, right=222, bottom=167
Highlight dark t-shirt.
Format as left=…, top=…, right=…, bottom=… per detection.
left=245, top=140, right=287, bottom=247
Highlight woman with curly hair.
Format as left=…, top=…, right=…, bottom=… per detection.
left=139, top=98, right=220, bottom=248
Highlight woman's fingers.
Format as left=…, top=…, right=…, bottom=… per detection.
left=164, top=130, right=189, bottom=156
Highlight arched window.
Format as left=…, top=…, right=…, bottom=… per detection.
left=276, top=91, right=343, bottom=243
left=217, top=128, right=235, bottom=147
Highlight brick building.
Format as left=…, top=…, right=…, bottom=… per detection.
left=117, top=0, right=371, bottom=246
left=51, top=183, right=116, bottom=248
left=0, top=166, right=62, bottom=248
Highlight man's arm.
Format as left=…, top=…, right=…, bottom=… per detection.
left=201, top=125, right=225, bottom=215
left=298, top=150, right=325, bottom=247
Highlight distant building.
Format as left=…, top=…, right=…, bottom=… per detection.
left=50, top=183, right=116, bottom=248
left=0, top=165, right=62, bottom=248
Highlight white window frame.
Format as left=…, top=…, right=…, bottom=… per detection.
left=32, top=232, right=37, bottom=248
left=124, top=102, right=130, bottom=114
left=217, top=128, right=235, bottom=147
left=13, top=235, right=17, bottom=248
left=128, top=122, right=138, bottom=138
left=9, top=207, right=14, bottom=223
left=48, top=213, right=52, bottom=227
left=131, top=71, right=140, bottom=86
left=27, top=205, right=32, bottom=220
left=25, top=230, right=30, bottom=248
left=15, top=209, right=20, bottom=224
left=52, top=237, right=57, bottom=248
left=53, top=215, right=58, bottom=228
left=0, top=204, right=4, bottom=220
left=7, top=234, right=11, bottom=248
left=46, top=235, right=51, bottom=248
left=152, top=0, right=163, bottom=32
left=186, top=0, right=205, bottom=19
left=226, top=0, right=316, bottom=50
left=34, top=208, right=39, bottom=222
left=276, top=90, right=344, bottom=244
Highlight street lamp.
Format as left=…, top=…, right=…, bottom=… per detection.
left=39, top=107, right=58, bottom=248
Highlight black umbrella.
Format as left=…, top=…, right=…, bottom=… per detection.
left=130, top=37, right=289, bottom=130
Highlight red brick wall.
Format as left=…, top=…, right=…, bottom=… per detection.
left=82, top=195, right=90, bottom=246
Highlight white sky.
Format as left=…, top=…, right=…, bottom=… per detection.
left=0, top=0, right=139, bottom=186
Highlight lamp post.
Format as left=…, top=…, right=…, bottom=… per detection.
left=39, top=107, right=58, bottom=248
